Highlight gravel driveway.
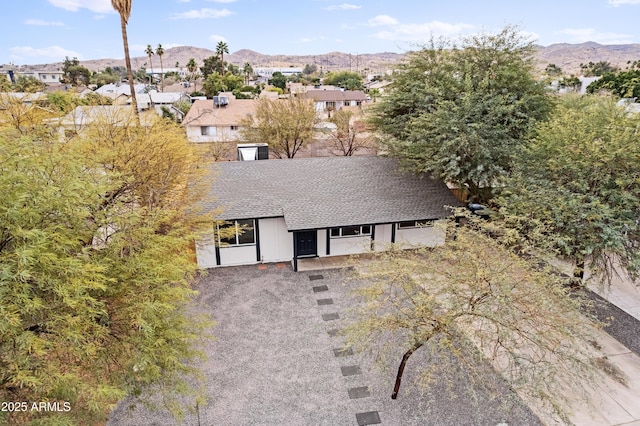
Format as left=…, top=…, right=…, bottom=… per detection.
left=108, top=263, right=540, bottom=426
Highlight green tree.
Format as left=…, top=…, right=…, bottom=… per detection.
left=202, top=72, right=243, bottom=98
left=243, top=62, right=253, bottom=85
left=586, top=68, right=640, bottom=98
left=239, top=96, right=318, bottom=158
left=61, top=56, right=91, bottom=86
left=145, top=44, right=155, bottom=84
left=344, top=222, right=601, bottom=422
left=302, top=63, right=318, bottom=75
left=268, top=71, right=287, bottom=91
left=91, top=68, right=120, bottom=88
left=369, top=26, right=550, bottom=202
left=322, top=70, right=364, bottom=90
left=0, top=75, right=11, bottom=91
left=200, top=55, right=223, bottom=79
left=12, top=75, right=46, bottom=93
left=580, top=61, right=618, bottom=77
left=499, top=95, right=640, bottom=284
left=544, top=63, right=563, bottom=77
left=216, top=41, right=229, bottom=74
left=0, top=116, right=215, bottom=424
left=156, top=43, right=165, bottom=92
left=186, top=57, right=199, bottom=92
left=111, top=0, right=139, bottom=121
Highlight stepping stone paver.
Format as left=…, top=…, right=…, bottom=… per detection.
left=312, top=285, right=328, bottom=293
left=348, top=386, right=371, bottom=399
left=356, top=411, right=382, bottom=425
left=327, top=328, right=341, bottom=337
left=322, top=312, right=339, bottom=321
left=317, top=298, right=334, bottom=305
left=309, top=274, right=324, bottom=281
left=333, top=347, right=353, bottom=357
left=341, top=365, right=362, bottom=376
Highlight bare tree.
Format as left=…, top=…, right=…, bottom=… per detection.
left=344, top=221, right=604, bottom=422
left=327, top=108, right=376, bottom=156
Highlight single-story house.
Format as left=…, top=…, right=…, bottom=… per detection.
left=183, top=96, right=257, bottom=143
left=127, top=91, right=191, bottom=119
left=196, top=156, right=462, bottom=271
left=300, top=89, right=369, bottom=114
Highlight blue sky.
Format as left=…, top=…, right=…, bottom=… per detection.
left=4, top=0, right=640, bottom=65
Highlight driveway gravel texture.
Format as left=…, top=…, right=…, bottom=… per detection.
left=108, top=264, right=540, bottom=426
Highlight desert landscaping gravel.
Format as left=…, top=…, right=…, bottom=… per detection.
left=108, top=264, right=541, bottom=426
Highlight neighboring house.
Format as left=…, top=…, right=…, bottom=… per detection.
left=127, top=91, right=191, bottom=120
left=300, top=90, right=369, bottom=114
left=196, top=156, right=462, bottom=271
left=145, top=67, right=187, bottom=80
left=51, top=105, right=153, bottom=139
left=18, top=70, right=65, bottom=84
left=255, top=67, right=303, bottom=78
left=94, top=83, right=149, bottom=104
left=182, top=96, right=257, bottom=143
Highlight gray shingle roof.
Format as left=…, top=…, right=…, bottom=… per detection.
left=203, top=156, right=462, bottom=231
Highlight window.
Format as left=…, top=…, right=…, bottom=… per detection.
left=201, top=126, right=216, bottom=136
left=230, top=125, right=239, bottom=131
left=330, top=225, right=371, bottom=238
left=218, top=219, right=255, bottom=246
left=397, top=220, right=435, bottom=229
left=326, top=101, right=336, bottom=110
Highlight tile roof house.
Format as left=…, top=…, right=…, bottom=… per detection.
left=182, top=96, right=257, bottom=143
left=196, top=156, right=462, bottom=270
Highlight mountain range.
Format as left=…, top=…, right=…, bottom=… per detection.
left=10, top=42, right=640, bottom=76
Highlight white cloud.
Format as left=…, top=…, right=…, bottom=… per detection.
left=25, top=19, right=65, bottom=26
left=608, top=0, right=640, bottom=6
left=209, top=34, right=228, bottom=44
left=170, top=8, right=234, bottom=19
left=371, top=20, right=474, bottom=42
left=368, top=15, right=398, bottom=26
left=10, top=45, right=81, bottom=61
left=47, top=0, right=113, bottom=13
left=325, top=3, right=362, bottom=11
left=558, top=27, right=634, bottom=44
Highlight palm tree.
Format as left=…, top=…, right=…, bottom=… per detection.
left=155, top=43, right=165, bottom=92
left=145, top=44, right=154, bottom=85
left=111, top=0, right=139, bottom=121
left=216, top=41, right=229, bottom=74
left=186, top=57, right=198, bottom=92
left=243, top=62, right=253, bottom=86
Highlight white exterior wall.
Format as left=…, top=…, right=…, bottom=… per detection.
left=186, top=126, right=215, bottom=143
left=373, top=224, right=393, bottom=252
left=195, top=233, right=218, bottom=268
left=395, top=220, right=447, bottom=248
left=327, top=235, right=372, bottom=256
left=185, top=125, right=241, bottom=143
left=195, top=219, right=449, bottom=269
left=219, top=245, right=256, bottom=266
left=258, top=218, right=293, bottom=262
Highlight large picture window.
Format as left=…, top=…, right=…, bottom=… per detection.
left=218, top=219, right=255, bottom=246
left=330, top=225, right=371, bottom=238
